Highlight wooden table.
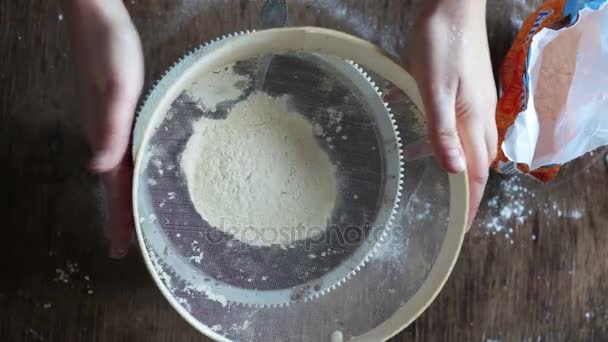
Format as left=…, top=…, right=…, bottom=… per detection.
left=1, top=0, right=607, bottom=341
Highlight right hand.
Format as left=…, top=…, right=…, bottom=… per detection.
left=407, top=0, right=498, bottom=228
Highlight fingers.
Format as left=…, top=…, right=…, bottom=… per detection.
left=456, top=91, right=497, bottom=228
left=75, top=2, right=144, bottom=173
left=457, top=121, right=490, bottom=228
left=411, top=65, right=494, bottom=229
left=89, top=82, right=140, bottom=173
left=407, top=25, right=467, bottom=174
left=406, top=3, right=497, bottom=231
left=91, top=28, right=143, bottom=172
left=418, top=81, right=467, bottom=174
left=103, top=155, right=135, bottom=259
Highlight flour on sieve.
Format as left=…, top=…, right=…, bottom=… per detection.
left=186, top=63, right=250, bottom=112
left=181, top=88, right=337, bottom=247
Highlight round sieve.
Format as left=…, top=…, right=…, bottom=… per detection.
left=133, top=27, right=468, bottom=342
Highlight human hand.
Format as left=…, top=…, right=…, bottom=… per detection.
left=407, top=0, right=497, bottom=228
left=65, top=0, right=144, bottom=257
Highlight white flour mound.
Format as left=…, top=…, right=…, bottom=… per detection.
left=181, top=91, right=337, bottom=246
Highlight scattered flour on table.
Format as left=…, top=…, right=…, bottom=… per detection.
left=52, top=259, right=94, bottom=295
left=181, top=90, right=337, bottom=247
left=481, top=176, right=585, bottom=242
left=482, top=176, right=531, bottom=238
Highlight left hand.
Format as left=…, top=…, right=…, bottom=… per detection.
left=66, top=0, right=144, bottom=257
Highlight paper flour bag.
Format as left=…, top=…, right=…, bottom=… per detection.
left=493, top=0, right=608, bottom=182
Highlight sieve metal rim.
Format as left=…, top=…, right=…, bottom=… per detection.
left=132, top=27, right=468, bottom=341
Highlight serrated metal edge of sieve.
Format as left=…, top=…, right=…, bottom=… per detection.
left=134, top=30, right=255, bottom=134
left=294, top=62, right=405, bottom=305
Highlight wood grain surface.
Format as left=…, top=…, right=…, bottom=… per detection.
left=1, top=0, right=607, bottom=341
